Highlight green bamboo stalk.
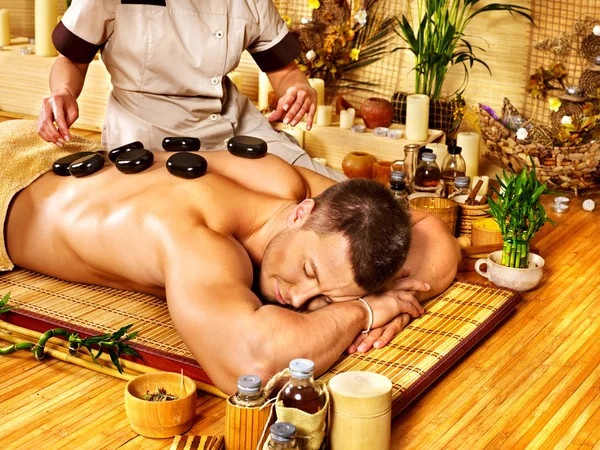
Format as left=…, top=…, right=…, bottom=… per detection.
left=0, top=341, right=35, bottom=354
left=33, top=328, right=70, bottom=360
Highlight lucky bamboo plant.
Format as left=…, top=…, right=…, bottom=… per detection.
left=488, top=166, right=553, bottom=269
left=394, top=0, right=534, bottom=100
left=0, top=292, right=142, bottom=373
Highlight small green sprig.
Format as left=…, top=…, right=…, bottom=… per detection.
left=0, top=292, right=13, bottom=314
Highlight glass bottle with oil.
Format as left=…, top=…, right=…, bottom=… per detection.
left=282, top=359, right=325, bottom=414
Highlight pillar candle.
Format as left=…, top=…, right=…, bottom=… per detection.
left=227, top=71, right=243, bottom=92
left=284, top=127, right=304, bottom=148
left=308, top=78, right=325, bottom=105
left=35, top=0, right=58, bottom=56
left=457, top=131, right=480, bottom=178
left=0, top=9, right=10, bottom=47
left=339, top=108, right=355, bottom=129
left=405, top=94, right=430, bottom=141
left=258, top=72, right=273, bottom=111
left=316, top=105, right=333, bottom=126
left=427, top=143, right=448, bottom=167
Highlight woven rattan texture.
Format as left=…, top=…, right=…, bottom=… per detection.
left=0, top=269, right=520, bottom=412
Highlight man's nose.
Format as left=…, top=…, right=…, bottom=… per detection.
left=289, top=284, right=316, bottom=308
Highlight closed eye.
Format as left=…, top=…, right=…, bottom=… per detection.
left=304, top=262, right=315, bottom=279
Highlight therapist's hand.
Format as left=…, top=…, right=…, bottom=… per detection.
left=268, top=83, right=317, bottom=131
left=38, top=89, right=79, bottom=147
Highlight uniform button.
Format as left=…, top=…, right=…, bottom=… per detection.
left=210, top=114, right=219, bottom=121
left=211, top=77, right=220, bottom=85
left=215, top=31, right=224, bottom=39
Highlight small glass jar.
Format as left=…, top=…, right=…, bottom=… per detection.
left=282, top=359, right=325, bottom=414
left=389, top=170, right=408, bottom=208
left=448, top=176, right=470, bottom=199
left=414, top=152, right=441, bottom=190
left=442, top=146, right=467, bottom=196
left=266, top=422, right=298, bottom=449
left=229, top=375, right=268, bottom=407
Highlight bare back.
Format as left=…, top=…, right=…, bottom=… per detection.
left=5, top=151, right=311, bottom=297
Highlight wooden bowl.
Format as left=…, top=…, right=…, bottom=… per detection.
left=125, top=372, right=197, bottom=438
left=471, top=218, right=503, bottom=246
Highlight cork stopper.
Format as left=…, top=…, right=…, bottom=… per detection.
left=328, top=371, right=392, bottom=416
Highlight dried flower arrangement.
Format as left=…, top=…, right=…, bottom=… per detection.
left=287, top=0, right=397, bottom=91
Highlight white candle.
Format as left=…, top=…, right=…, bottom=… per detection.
left=227, top=71, right=243, bottom=92
left=258, top=72, right=273, bottom=111
left=313, top=157, right=327, bottom=166
left=0, top=9, right=10, bottom=47
left=35, top=0, right=58, bottom=56
left=284, top=127, right=304, bottom=148
left=457, top=131, right=481, bottom=178
left=405, top=94, right=430, bottom=141
left=339, top=108, right=355, bottom=129
left=472, top=175, right=489, bottom=196
left=308, top=78, right=325, bottom=105
left=427, top=143, right=448, bottom=166
left=316, top=105, right=333, bottom=126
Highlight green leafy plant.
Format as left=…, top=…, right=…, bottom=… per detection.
left=0, top=293, right=142, bottom=373
left=488, top=166, right=554, bottom=268
left=394, top=0, right=533, bottom=100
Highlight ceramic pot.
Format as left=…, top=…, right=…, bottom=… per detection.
left=361, top=98, right=394, bottom=129
left=475, top=250, right=545, bottom=292
left=342, top=152, right=377, bottom=179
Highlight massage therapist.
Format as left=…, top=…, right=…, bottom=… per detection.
left=37, top=0, right=343, bottom=180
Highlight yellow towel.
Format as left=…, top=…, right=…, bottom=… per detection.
left=0, top=120, right=104, bottom=271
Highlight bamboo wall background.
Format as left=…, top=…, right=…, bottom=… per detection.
left=2, top=0, right=67, bottom=38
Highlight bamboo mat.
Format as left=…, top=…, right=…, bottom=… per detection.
left=0, top=269, right=520, bottom=415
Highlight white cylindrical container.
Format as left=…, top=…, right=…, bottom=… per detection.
left=258, top=72, right=273, bottom=111
left=0, top=9, right=11, bottom=47
left=457, top=131, right=481, bottom=178
left=308, top=78, right=325, bottom=105
left=284, top=127, right=304, bottom=148
left=316, top=105, right=333, bottom=126
left=35, top=0, right=58, bottom=57
left=405, top=94, right=430, bottom=141
left=328, top=371, right=392, bottom=450
left=339, top=108, right=355, bottom=129
left=426, top=143, right=448, bottom=167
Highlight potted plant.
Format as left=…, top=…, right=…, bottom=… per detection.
left=392, top=0, right=533, bottom=137
left=475, top=166, right=553, bottom=291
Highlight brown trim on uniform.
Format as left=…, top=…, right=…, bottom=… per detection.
left=121, top=0, right=166, bottom=5
left=52, top=21, right=102, bottom=64
left=251, top=33, right=301, bottom=73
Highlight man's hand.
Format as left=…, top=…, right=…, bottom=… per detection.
left=268, top=83, right=317, bottom=131
left=347, top=313, right=412, bottom=354
left=38, top=89, right=79, bottom=147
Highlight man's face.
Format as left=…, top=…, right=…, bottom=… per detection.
left=259, top=228, right=365, bottom=308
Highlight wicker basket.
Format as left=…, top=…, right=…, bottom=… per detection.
left=452, top=195, right=492, bottom=238
left=477, top=104, right=600, bottom=193
left=409, top=197, right=458, bottom=235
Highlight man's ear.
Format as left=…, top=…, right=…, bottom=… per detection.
left=286, top=199, right=315, bottom=227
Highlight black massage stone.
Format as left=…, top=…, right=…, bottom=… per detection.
left=166, top=152, right=208, bottom=179
left=68, top=153, right=105, bottom=178
left=227, top=136, right=268, bottom=159
left=115, top=148, right=154, bottom=174
left=108, top=141, right=144, bottom=163
left=162, top=136, right=201, bottom=152
left=52, top=151, right=97, bottom=176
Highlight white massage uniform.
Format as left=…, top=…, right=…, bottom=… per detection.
left=53, top=0, right=344, bottom=180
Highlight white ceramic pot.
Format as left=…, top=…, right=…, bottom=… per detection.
left=475, top=250, right=545, bottom=292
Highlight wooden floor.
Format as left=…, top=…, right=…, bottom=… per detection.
left=0, top=115, right=599, bottom=449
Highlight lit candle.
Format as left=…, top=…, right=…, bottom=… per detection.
left=308, top=78, right=325, bottom=105
left=284, top=127, right=304, bottom=148
left=339, top=108, right=355, bottom=129
left=456, top=131, right=480, bottom=178
left=35, top=0, right=58, bottom=56
left=405, top=94, right=430, bottom=141
left=227, top=71, right=243, bottom=92
left=0, top=9, right=10, bottom=47
left=471, top=175, right=489, bottom=196
left=258, top=72, right=273, bottom=111
left=427, top=143, right=448, bottom=166
left=316, top=105, right=333, bottom=126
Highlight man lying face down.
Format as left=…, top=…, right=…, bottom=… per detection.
left=5, top=142, right=460, bottom=394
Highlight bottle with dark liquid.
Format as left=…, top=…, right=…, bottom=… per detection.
left=282, top=359, right=325, bottom=414
left=414, top=152, right=441, bottom=189
left=390, top=170, right=408, bottom=209
left=441, top=146, right=467, bottom=196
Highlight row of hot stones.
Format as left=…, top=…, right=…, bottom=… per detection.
left=52, top=136, right=268, bottom=179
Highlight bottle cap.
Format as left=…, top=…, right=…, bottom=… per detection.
left=270, top=422, right=297, bottom=443
left=421, top=152, right=437, bottom=162
left=454, top=176, right=470, bottom=187
left=390, top=170, right=405, bottom=182
left=237, top=375, right=262, bottom=395
left=448, top=145, right=463, bottom=155
left=289, top=358, right=315, bottom=378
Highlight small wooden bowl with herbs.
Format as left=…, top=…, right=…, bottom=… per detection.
left=125, top=372, right=197, bottom=438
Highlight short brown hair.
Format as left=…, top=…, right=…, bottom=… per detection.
left=303, top=179, right=412, bottom=293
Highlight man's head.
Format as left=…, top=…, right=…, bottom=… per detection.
left=260, top=179, right=412, bottom=307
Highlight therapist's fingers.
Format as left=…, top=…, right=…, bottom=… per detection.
left=304, top=102, right=316, bottom=131
left=38, top=98, right=63, bottom=146
left=283, top=88, right=307, bottom=126
left=289, top=97, right=311, bottom=128
left=51, top=101, right=71, bottom=145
